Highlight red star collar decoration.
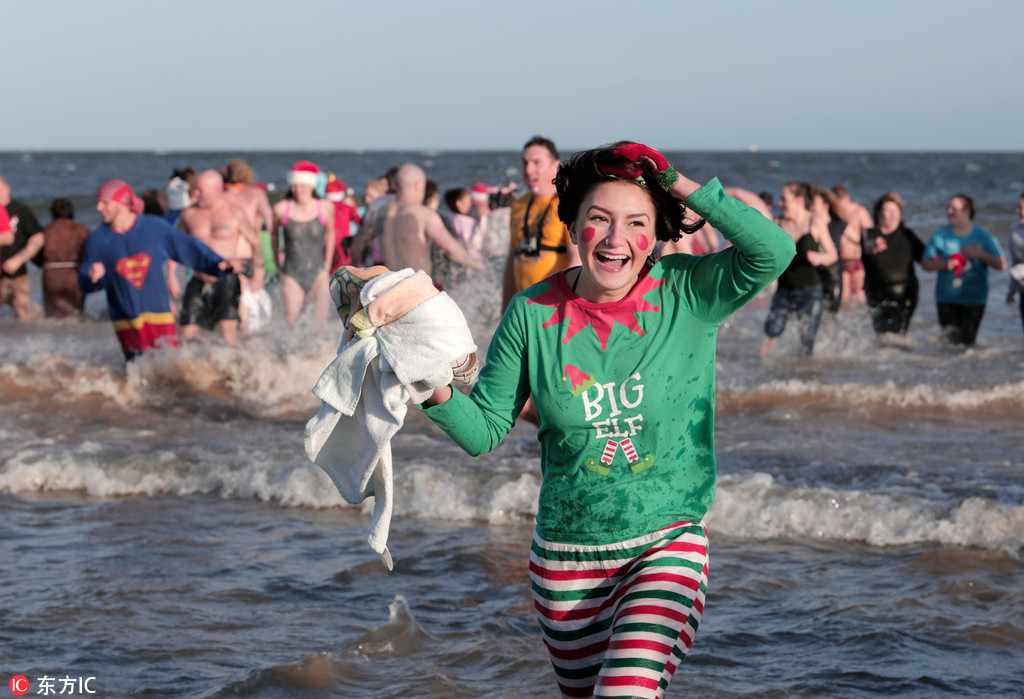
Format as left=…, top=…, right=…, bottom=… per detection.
left=528, top=272, right=663, bottom=349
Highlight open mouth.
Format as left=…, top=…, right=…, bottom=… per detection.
left=595, top=251, right=629, bottom=271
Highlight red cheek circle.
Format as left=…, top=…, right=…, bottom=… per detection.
left=635, top=234, right=650, bottom=251
left=581, top=227, right=596, bottom=243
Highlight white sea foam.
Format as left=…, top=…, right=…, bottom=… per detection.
left=710, top=472, right=1024, bottom=554
left=6, top=437, right=1019, bottom=555
left=721, top=377, right=1024, bottom=412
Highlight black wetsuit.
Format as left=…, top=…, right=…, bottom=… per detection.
left=861, top=225, right=925, bottom=335
left=765, top=231, right=824, bottom=355
left=818, top=218, right=845, bottom=313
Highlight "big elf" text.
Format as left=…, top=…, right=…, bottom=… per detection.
left=581, top=372, right=644, bottom=439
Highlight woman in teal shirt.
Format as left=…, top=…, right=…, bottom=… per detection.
left=922, top=194, right=1006, bottom=345
left=423, top=143, right=794, bottom=698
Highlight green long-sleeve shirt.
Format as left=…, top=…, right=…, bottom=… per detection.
left=424, top=178, right=794, bottom=545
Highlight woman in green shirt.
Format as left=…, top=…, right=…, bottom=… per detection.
left=423, top=143, right=794, bottom=698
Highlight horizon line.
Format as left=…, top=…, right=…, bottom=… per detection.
left=3, top=146, right=1023, bottom=155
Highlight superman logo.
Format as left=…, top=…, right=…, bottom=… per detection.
left=116, top=253, right=152, bottom=290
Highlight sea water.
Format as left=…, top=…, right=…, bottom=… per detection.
left=1, top=150, right=1022, bottom=698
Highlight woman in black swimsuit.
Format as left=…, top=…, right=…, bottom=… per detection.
left=761, top=182, right=838, bottom=356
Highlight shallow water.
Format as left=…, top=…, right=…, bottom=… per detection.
left=2, top=150, right=1023, bottom=697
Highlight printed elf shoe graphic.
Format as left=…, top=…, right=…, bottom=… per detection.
left=116, top=253, right=153, bottom=290
left=587, top=436, right=654, bottom=476
left=528, top=274, right=664, bottom=349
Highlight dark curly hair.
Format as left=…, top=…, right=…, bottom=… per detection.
left=553, top=142, right=705, bottom=242
left=50, top=197, right=75, bottom=220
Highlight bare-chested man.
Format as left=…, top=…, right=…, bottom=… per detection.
left=833, top=185, right=873, bottom=303
left=221, top=159, right=275, bottom=331
left=378, top=164, right=484, bottom=280
left=222, top=159, right=274, bottom=268
left=177, top=170, right=264, bottom=345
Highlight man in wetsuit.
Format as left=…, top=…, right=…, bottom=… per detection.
left=378, top=163, right=484, bottom=280
left=177, top=170, right=264, bottom=345
left=501, top=136, right=580, bottom=310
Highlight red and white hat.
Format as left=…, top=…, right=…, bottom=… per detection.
left=96, top=179, right=144, bottom=215
left=287, top=161, right=320, bottom=188
left=325, top=179, right=351, bottom=202
left=471, top=183, right=490, bottom=202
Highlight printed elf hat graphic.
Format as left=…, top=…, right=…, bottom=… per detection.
left=562, top=364, right=596, bottom=397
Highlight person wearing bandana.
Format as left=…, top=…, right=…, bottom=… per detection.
left=79, top=179, right=227, bottom=361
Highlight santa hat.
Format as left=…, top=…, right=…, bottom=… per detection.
left=97, top=179, right=144, bottom=215
left=325, top=179, right=351, bottom=202
left=471, top=183, right=490, bottom=202
left=287, top=160, right=320, bottom=187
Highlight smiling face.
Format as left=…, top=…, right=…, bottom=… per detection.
left=96, top=197, right=124, bottom=224
left=571, top=180, right=656, bottom=303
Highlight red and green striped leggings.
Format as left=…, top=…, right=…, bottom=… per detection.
left=530, top=522, right=709, bottom=699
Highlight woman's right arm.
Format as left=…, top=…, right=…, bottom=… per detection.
left=680, top=179, right=795, bottom=321
left=423, top=385, right=452, bottom=407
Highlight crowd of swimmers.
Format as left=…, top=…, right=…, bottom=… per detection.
left=1, top=144, right=1023, bottom=362
left=758, top=184, right=1019, bottom=353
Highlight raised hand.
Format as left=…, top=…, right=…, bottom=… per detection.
left=603, top=143, right=679, bottom=189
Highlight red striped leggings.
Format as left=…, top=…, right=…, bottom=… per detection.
left=530, top=522, right=709, bottom=699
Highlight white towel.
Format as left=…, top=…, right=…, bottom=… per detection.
left=304, top=269, right=476, bottom=570
left=1010, top=262, right=1024, bottom=285
left=240, top=288, right=273, bottom=333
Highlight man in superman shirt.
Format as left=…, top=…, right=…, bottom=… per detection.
left=80, top=179, right=228, bottom=361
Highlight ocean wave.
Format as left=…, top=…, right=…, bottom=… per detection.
left=0, top=333, right=338, bottom=418
left=0, top=437, right=344, bottom=506
left=4, top=438, right=1020, bottom=556
left=711, top=472, right=1024, bottom=555
left=719, top=378, right=1024, bottom=417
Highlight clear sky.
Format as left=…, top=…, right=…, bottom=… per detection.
left=5, top=0, right=1023, bottom=152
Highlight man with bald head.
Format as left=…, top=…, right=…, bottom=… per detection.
left=176, top=169, right=264, bottom=345
left=378, top=163, right=483, bottom=281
